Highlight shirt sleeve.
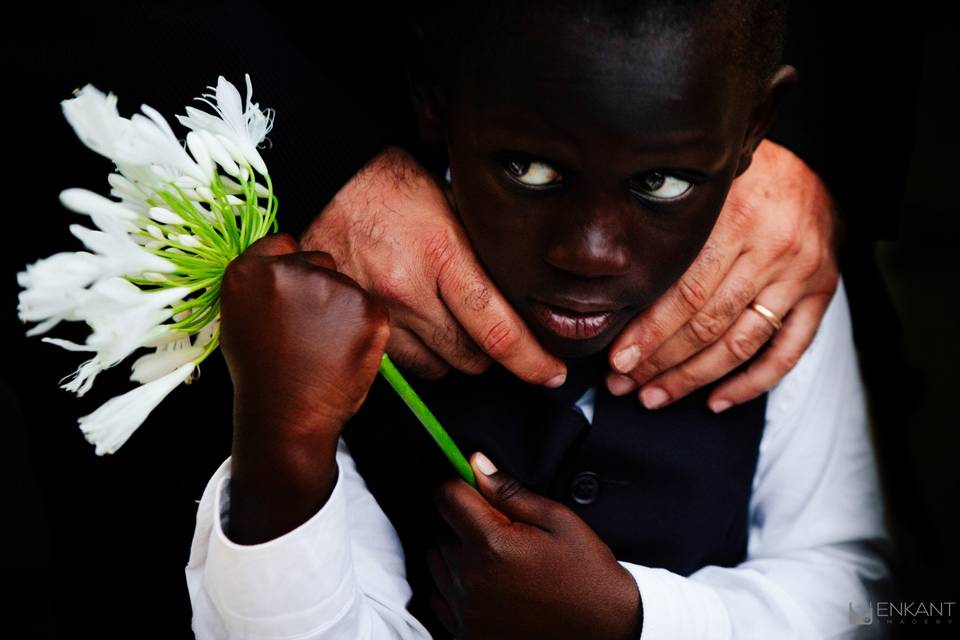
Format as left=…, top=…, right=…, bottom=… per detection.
left=184, top=437, right=432, bottom=639
left=620, top=278, right=893, bottom=640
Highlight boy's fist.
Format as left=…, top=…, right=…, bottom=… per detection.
left=220, top=232, right=390, bottom=446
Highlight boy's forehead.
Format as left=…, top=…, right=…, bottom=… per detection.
left=453, top=13, right=745, bottom=156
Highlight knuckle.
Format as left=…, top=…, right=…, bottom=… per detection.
left=635, top=321, right=667, bottom=353
left=767, top=225, right=801, bottom=260
left=774, top=343, right=804, bottom=374
left=715, top=276, right=757, bottom=320
left=395, top=347, right=447, bottom=380
left=544, top=501, right=574, bottom=526
left=725, top=323, right=773, bottom=362
left=724, top=197, right=759, bottom=231
left=725, top=333, right=756, bottom=363
left=361, top=291, right=391, bottom=333
left=687, top=309, right=725, bottom=345
left=795, top=243, right=825, bottom=280
left=221, top=258, right=246, bottom=295
left=461, top=279, right=492, bottom=313
left=431, top=319, right=457, bottom=350
left=369, top=268, right=416, bottom=307
left=481, top=319, right=519, bottom=358
left=481, top=528, right=513, bottom=562
left=423, top=229, right=457, bottom=281
left=675, top=273, right=709, bottom=314
left=696, top=241, right=723, bottom=270
left=494, top=477, right=524, bottom=505
left=632, top=357, right=664, bottom=382
left=330, top=276, right=385, bottom=329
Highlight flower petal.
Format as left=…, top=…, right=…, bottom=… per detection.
left=78, top=362, right=195, bottom=455
left=131, top=343, right=203, bottom=384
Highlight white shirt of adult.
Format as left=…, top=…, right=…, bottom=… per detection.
left=185, top=280, right=892, bottom=639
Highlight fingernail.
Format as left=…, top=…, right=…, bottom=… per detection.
left=474, top=452, right=498, bottom=475
left=607, top=374, right=636, bottom=396
left=612, top=345, right=641, bottom=373
left=710, top=399, right=733, bottom=414
left=545, top=373, right=567, bottom=388
left=641, top=387, right=669, bottom=409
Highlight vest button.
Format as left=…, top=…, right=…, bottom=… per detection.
left=570, top=471, right=600, bottom=505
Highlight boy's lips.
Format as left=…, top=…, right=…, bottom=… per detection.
left=528, top=297, right=627, bottom=341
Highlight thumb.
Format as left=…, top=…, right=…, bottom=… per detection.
left=470, top=451, right=561, bottom=529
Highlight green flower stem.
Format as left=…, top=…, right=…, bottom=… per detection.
left=377, top=353, right=477, bottom=488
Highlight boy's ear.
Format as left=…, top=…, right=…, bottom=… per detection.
left=734, top=64, right=799, bottom=177
left=405, top=18, right=446, bottom=148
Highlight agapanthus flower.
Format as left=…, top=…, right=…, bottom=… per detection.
left=18, top=74, right=475, bottom=487
left=18, top=74, right=278, bottom=455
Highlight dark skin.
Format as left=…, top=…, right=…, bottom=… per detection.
left=221, top=7, right=796, bottom=639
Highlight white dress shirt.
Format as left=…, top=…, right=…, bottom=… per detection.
left=185, top=280, right=892, bottom=639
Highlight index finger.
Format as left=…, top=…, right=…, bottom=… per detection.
left=435, top=232, right=567, bottom=387
left=433, top=478, right=509, bottom=545
left=243, top=232, right=298, bottom=257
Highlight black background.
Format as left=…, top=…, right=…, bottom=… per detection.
left=4, top=2, right=957, bottom=638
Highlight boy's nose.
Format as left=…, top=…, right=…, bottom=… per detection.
left=544, top=211, right=631, bottom=278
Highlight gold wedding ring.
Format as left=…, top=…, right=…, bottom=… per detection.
left=748, top=302, right=783, bottom=331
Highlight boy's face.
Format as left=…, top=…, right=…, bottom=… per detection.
left=426, top=12, right=780, bottom=359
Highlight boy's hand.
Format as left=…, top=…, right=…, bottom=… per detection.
left=219, top=232, right=390, bottom=544
left=428, top=453, right=642, bottom=640
left=221, top=233, right=390, bottom=438
left=299, top=146, right=567, bottom=387
left=605, top=139, right=839, bottom=412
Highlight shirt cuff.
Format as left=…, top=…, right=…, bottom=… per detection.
left=619, top=561, right=731, bottom=640
left=203, top=457, right=360, bottom=639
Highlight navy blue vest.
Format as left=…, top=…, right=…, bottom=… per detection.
left=342, top=358, right=767, bottom=638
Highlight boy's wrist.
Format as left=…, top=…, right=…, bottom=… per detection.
left=227, top=425, right=340, bottom=545
left=610, top=562, right=644, bottom=640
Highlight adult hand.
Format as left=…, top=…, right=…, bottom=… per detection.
left=427, top=452, right=642, bottom=640
left=605, top=139, right=840, bottom=413
left=299, top=146, right=567, bottom=387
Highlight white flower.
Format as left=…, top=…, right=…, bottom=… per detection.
left=130, top=337, right=203, bottom=384
left=21, top=74, right=278, bottom=455
left=78, top=362, right=196, bottom=456
left=194, top=129, right=241, bottom=179
left=176, top=74, right=273, bottom=177
left=60, top=85, right=131, bottom=160
left=41, top=279, right=189, bottom=396
left=118, top=107, right=208, bottom=185
left=59, top=188, right=141, bottom=235
left=61, top=84, right=208, bottom=192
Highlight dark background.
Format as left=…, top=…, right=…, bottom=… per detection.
left=4, top=2, right=957, bottom=637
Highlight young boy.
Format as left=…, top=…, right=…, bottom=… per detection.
left=186, top=1, right=890, bottom=638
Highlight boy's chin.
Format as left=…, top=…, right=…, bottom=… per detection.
left=534, top=328, right=616, bottom=362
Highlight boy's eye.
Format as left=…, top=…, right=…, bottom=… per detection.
left=630, top=172, right=693, bottom=202
left=504, top=159, right=562, bottom=186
